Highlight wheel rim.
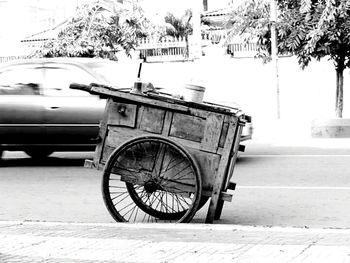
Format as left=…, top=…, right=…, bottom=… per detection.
left=102, top=136, right=202, bottom=223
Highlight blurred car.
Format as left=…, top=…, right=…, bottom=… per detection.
left=0, top=57, right=252, bottom=160
left=0, top=57, right=130, bottom=159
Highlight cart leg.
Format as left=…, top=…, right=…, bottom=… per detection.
left=214, top=200, right=224, bottom=220
left=206, top=196, right=219, bottom=223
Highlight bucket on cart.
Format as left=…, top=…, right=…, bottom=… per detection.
left=183, top=84, right=206, bottom=103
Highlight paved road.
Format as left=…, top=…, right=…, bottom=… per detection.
left=1, top=139, right=350, bottom=228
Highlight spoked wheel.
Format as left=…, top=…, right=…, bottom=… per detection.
left=102, top=136, right=202, bottom=223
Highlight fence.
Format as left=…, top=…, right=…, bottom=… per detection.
left=1, top=36, right=260, bottom=64
left=137, top=36, right=190, bottom=62
left=0, top=56, right=24, bottom=63
left=226, top=42, right=259, bottom=57
left=136, top=34, right=259, bottom=62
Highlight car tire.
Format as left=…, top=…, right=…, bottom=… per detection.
left=25, top=149, right=54, bottom=159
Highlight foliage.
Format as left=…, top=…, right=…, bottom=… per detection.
left=226, top=0, right=350, bottom=117
left=163, top=9, right=193, bottom=39
left=33, top=0, right=151, bottom=60
left=226, top=0, right=271, bottom=60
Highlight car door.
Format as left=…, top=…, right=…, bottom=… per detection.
left=0, top=64, right=45, bottom=146
left=41, top=63, right=106, bottom=145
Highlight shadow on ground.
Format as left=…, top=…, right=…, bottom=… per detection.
left=0, top=157, right=86, bottom=167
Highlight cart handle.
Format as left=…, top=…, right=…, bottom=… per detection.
left=69, top=83, right=92, bottom=93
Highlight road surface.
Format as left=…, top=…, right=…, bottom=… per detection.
left=1, top=139, right=350, bottom=228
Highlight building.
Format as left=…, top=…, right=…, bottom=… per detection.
left=0, top=0, right=84, bottom=56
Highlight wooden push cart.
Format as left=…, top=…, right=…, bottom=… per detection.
left=71, top=82, right=247, bottom=224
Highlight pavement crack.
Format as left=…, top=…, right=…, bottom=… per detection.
left=287, top=235, right=325, bottom=262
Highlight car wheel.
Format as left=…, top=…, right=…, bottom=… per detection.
left=25, top=149, right=54, bottom=159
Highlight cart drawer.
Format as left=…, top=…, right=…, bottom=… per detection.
left=107, top=102, right=137, bottom=127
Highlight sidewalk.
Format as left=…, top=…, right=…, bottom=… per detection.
left=1, top=221, right=350, bottom=263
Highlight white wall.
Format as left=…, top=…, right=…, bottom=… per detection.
left=139, top=55, right=346, bottom=139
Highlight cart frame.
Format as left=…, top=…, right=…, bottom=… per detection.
left=74, top=83, right=246, bottom=223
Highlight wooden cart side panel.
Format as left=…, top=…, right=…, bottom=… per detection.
left=138, top=106, right=166, bottom=134
left=100, top=108, right=173, bottom=164
left=213, top=121, right=245, bottom=221
left=186, top=147, right=221, bottom=195
left=169, top=113, right=205, bottom=142
left=93, top=98, right=114, bottom=168
left=200, top=113, right=224, bottom=153
left=101, top=125, right=222, bottom=195
left=222, top=123, right=244, bottom=191
left=101, top=127, right=147, bottom=163
left=169, top=112, right=225, bottom=154
left=205, top=117, right=239, bottom=223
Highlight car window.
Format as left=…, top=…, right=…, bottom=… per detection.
left=0, top=65, right=43, bottom=95
left=43, top=65, right=96, bottom=97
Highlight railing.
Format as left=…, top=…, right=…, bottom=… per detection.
left=136, top=34, right=260, bottom=62
left=137, top=36, right=190, bottom=62
left=2, top=35, right=260, bottom=64
left=226, top=42, right=259, bottom=57
left=0, top=56, right=24, bottom=63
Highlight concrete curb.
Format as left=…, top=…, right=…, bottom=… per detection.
left=2, top=220, right=350, bottom=233
left=1, top=221, right=350, bottom=262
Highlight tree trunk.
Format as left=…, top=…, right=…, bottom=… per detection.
left=203, top=0, right=208, bottom=11
left=335, top=61, right=345, bottom=118
left=185, top=35, right=189, bottom=58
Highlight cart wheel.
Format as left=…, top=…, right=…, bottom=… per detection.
left=102, top=136, right=202, bottom=223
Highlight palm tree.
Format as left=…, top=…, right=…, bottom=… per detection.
left=163, top=10, right=193, bottom=58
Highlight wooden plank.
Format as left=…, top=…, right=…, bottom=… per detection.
left=139, top=106, right=166, bottom=134
left=214, top=121, right=243, bottom=220
left=200, top=113, right=224, bottom=153
left=220, top=192, right=233, bottom=202
left=169, top=113, right=205, bottom=142
left=91, top=86, right=190, bottom=113
left=222, top=121, right=244, bottom=190
left=185, top=148, right=221, bottom=194
left=90, top=86, right=241, bottom=115
left=101, top=145, right=115, bottom=164
left=205, top=120, right=238, bottom=223
left=218, top=122, right=229, bottom=148
left=84, top=159, right=95, bottom=169
left=162, top=111, right=173, bottom=136
left=166, top=136, right=201, bottom=151
left=102, top=127, right=149, bottom=163
left=105, top=126, right=147, bottom=147
left=94, top=98, right=114, bottom=167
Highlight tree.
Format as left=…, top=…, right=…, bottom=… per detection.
left=227, top=0, right=350, bottom=118
left=162, top=10, right=193, bottom=57
left=33, top=0, right=150, bottom=60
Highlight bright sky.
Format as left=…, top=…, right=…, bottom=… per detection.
left=140, top=0, right=200, bottom=24
left=141, top=0, right=194, bottom=15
